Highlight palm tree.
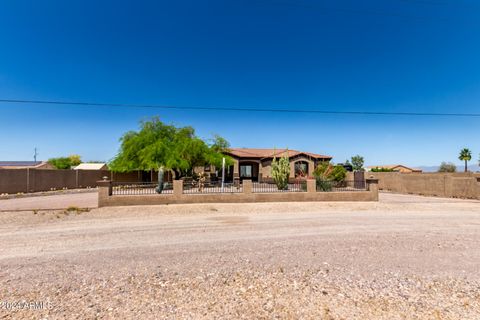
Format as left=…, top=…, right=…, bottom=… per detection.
left=458, top=148, right=472, bottom=172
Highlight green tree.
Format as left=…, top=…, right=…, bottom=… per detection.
left=350, top=155, right=364, bottom=171
left=271, top=150, right=290, bottom=190
left=69, top=154, right=82, bottom=167
left=458, top=148, right=472, bottom=172
left=438, top=162, right=456, bottom=173
left=210, top=135, right=230, bottom=153
left=48, top=154, right=82, bottom=169
left=109, top=117, right=232, bottom=179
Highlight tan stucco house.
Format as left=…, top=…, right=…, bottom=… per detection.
left=217, top=148, right=332, bottom=182
left=74, top=163, right=109, bottom=170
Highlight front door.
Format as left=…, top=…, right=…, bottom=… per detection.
left=239, top=162, right=258, bottom=181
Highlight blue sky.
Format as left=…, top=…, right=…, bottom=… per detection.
left=0, top=0, right=479, bottom=167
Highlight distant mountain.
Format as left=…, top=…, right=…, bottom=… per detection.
left=417, top=164, right=480, bottom=173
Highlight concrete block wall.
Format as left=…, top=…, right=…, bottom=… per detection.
left=98, top=179, right=379, bottom=207
left=358, top=172, right=480, bottom=199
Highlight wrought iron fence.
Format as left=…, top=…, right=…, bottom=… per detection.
left=112, top=182, right=173, bottom=195
left=253, top=181, right=307, bottom=193
left=316, top=180, right=366, bottom=192
left=183, top=181, right=242, bottom=194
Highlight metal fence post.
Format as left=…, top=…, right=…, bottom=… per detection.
left=76, top=169, right=79, bottom=188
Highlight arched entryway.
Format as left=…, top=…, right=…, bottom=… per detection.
left=294, top=161, right=309, bottom=178
left=239, top=161, right=259, bottom=182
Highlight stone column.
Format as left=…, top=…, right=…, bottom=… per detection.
left=366, top=178, right=379, bottom=201
left=444, top=174, right=453, bottom=198
left=243, top=179, right=253, bottom=194
left=97, top=180, right=112, bottom=207
left=476, top=177, right=480, bottom=200
left=308, top=161, right=314, bottom=177
left=173, top=180, right=183, bottom=196
left=306, top=179, right=316, bottom=193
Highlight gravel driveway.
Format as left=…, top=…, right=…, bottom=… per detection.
left=1, top=194, right=480, bottom=319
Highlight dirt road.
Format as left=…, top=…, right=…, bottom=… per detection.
left=1, top=194, right=480, bottom=319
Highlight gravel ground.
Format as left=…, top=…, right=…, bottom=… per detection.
left=1, top=194, right=480, bottom=319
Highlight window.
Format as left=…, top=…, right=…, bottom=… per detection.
left=240, top=165, right=252, bottom=178
left=294, top=161, right=308, bottom=177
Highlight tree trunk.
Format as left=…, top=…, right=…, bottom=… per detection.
left=465, top=160, right=468, bottom=173
left=156, top=166, right=164, bottom=194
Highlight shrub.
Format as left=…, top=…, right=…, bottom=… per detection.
left=271, top=150, right=290, bottom=190
left=370, top=167, right=394, bottom=172
left=330, top=165, right=347, bottom=182
left=438, top=162, right=456, bottom=173
left=314, top=162, right=346, bottom=181
left=48, top=154, right=82, bottom=169
left=313, top=162, right=346, bottom=191
left=316, top=178, right=333, bottom=192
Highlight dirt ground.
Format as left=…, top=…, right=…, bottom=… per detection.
left=1, top=193, right=480, bottom=319
left=0, top=190, right=98, bottom=211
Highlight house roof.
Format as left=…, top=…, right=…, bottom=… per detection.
left=367, top=164, right=422, bottom=172
left=225, top=148, right=332, bottom=160
left=0, top=161, right=51, bottom=169
left=74, top=163, right=108, bottom=170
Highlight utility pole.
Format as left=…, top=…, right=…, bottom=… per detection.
left=221, top=157, right=225, bottom=191
left=34, top=147, right=38, bottom=162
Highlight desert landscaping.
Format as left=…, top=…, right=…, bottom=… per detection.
left=1, top=193, right=480, bottom=319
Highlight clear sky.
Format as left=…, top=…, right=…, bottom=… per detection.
left=0, top=0, right=479, bottom=167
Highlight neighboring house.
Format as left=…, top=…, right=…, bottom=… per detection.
left=366, top=165, right=422, bottom=173
left=74, top=163, right=108, bottom=170
left=214, top=148, right=332, bottom=182
left=0, top=161, right=54, bottom=169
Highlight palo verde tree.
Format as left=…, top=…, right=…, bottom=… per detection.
left=458, top=148, right=472, bottom=173
left=110, top=117, right=232, bottom=192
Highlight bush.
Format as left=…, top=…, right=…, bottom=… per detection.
left=271, top=151, right=290, bottom=190
left=313, top=162, right=346, bottom=191
left=438, top=162, right=456, bottom=173
left=48, top=154, right=82, bottom=169
left=330, top=165, right=347, bottom=182
left=316, top=178, right=333, bottom=192
left=314, top=162, right=346, bottom=181
left=370, top=167, right=394, bottom=172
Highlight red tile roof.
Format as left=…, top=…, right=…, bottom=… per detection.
left=225, top=148, right=331, bottom=160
